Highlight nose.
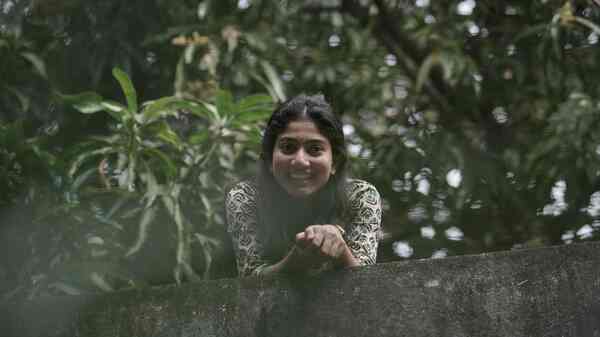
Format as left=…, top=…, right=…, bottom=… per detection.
left=291, top=148, right=310, bottom=167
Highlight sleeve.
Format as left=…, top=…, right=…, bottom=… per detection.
left=225, top=182, right=269, bottom=277
left=343, top=180, right=382, bottom=266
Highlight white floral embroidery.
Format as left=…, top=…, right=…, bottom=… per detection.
left=225, top=179, right=382, bottom=277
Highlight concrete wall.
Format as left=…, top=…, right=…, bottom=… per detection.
left=2, top=241, right=600, bottom=337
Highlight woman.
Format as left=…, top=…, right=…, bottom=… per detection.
left=225, top=94, right=381, bottom=277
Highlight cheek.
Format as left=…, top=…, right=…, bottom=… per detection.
left=315, top=156, right=334, bottom=177
left=331, top=155, right=338, bottom=174
left=270, top=152, right=286, bottom=174
left=324, top=153, right=335, bottom=171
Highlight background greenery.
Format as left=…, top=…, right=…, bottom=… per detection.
left=1, top=0, right=600, bottom=298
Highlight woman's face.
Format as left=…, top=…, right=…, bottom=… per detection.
left=271, top=117, right=335, bottom=198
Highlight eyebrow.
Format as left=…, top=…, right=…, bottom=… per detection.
left=278, top=137, right=327, bottom=144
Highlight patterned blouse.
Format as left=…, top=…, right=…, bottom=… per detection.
left=225, top=179, right=382, bottom=277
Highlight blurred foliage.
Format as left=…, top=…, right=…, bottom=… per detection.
left=1, top=0, right=600, bottom=298
left=2, top=67, right=272, bottom=298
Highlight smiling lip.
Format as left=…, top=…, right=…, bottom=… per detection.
left=289, top=172, right=311, bottom=180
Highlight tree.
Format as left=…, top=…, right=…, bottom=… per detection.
left=1, top=0, right=600, bottom=297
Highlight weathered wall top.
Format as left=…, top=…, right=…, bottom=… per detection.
left=2, top=241, right=600, bottom=337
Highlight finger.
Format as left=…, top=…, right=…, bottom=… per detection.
left=333, top=240, right=346, bottom=258
left=311, top=230, right=324, bottom=248
left=326, top=230, right=345, bottom=256
left=320, top=235, right=335, bottom=257
left=323, top=224, right=343, bottom=239
left=304, top=226, right=316, bottom=241
left=296, top=233, right=311, bottom=250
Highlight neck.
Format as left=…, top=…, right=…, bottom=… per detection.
left=296, top=196, right=319, bottom=213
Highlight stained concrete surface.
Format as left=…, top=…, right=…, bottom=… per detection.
left=2, top=241, right=600, bottom=337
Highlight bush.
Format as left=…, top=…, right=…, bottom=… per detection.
left=2, top=68, right=273, bottom=298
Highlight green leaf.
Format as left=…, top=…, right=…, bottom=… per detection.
left=216, top=90, right=234, bottom=116
left=20, top=52, right=47, bottom=78
left=142, top=147, right=178, bottom=178
left=101, top=100, right=128, bottom=121
left=416, top=52, right=439, bottom=93
left=526, top=137, right=560, bottom=171
left=88, top=134, right=123, bottom=145
left=513, top=24, right=549, bottom=43
left=188, top=129, right=210, bottom=145
left=4, top=85, right=30, bottom=112
left=234, top=94, right=273, bottom=123
left=188, top=101, right=218, bottom=119
left=48, top=282, right=82, bottom=295
left=4, top=119, right=25, bottom=149
left=90, top=272, right=114, bottom=292
left=234, top=108, right=272, bottom=124
left=200, top=193, right=212, bottom=215
left=260, top=61, right=286, bottom=101
left=194, top=232, right=221, bottom=247
left=103, top=196, right=130, bottom=220
left=184, top=43, right=198, bottom=64
left=145, top=121, right=183, bottom=150
left=112, top=68, right=138, bottom=114
left=174, top=57, right=186, bottom=98
left=126, top=152, right=137, bottom=192
left=141, top=97, right=204, bottom=124
left=141, top=24, right=203, bottom=45
left=141, top=97, right=181, bottom=123
left=120, top=205, right=144, bottom=219
left=140, top=167, right=162, bottom=208
left=72, top=167, right=97, bottom=190
left=573, top=17, right=600, bottom=36
left=244, top=127, right=263, bottom=146
left=57, top=92, right=105, bottom=114
left=69, top=146, right=115, bottom=177
left=236, top=94, right=273, bottom=111
left=125, top=205, right=157, bottom=257
left=438, top=52, right=457, bottom=83
left=31, top=142, right=56, bottom=161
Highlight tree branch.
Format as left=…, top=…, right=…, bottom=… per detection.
left=340, top=0, right=450, bottom=115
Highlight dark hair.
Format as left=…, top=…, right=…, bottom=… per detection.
left=257, top=94, right=349, bottom=261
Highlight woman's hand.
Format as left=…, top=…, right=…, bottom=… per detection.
left=295, top=224, right=346, bottom=260
left=258, top=224, right=360, bottom=276
left=294, top=224, right=360, bottom=269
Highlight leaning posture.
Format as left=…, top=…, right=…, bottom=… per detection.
left=225, top=94, right=382, bottom=277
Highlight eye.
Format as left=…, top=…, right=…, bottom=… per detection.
left=278, top=140, right=298, bottom=155
left=306, top=143, right=324, bottom=156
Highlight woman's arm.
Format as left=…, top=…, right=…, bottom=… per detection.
left=257, top=181, right=382, bottom=276
left=226, top=180, right=382, bottom=277
left=256, top=245, right=308, bottom=275
left=295, top=225, right=360, bottom=268
left=342, top=180, right=383, bottom=266
left=258, top=225, right=357, bottom=275
left=225, top=182, right=269, bottom=277
left=226, top=183, right=344, bottom=276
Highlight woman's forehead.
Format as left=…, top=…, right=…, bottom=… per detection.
left=277, top=119, right=329, bottom=142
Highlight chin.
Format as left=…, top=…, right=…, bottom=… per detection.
left=280, top=184, right=313, bottom=198
left=284, top=183, right=330, bottom=199
left=285, top=189, right=314, bottom=199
